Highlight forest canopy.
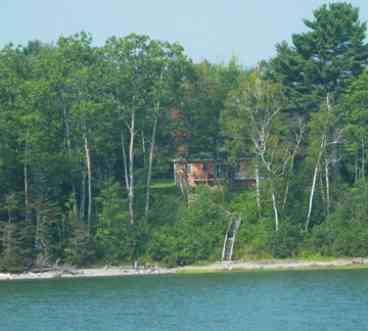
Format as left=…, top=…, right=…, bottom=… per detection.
left=1, top=2, right=368, bottom=272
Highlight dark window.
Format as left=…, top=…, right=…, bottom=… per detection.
left=215, top=164, right=223, bottom=177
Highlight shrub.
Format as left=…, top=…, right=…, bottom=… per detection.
left=146, top=187, right=229, bottom=266
left=308, top=181, right=368, bottom=257
left=267, top=221, right=303, bottom=258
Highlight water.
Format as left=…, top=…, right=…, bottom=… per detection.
left=0, top=269, right=368, bottom=331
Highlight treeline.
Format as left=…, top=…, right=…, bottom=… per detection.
left=1, top=2, right=368, bottom=272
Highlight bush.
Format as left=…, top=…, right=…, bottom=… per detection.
left=233, top=221, right=271, bottom=259
left=64, top=221, right=96, bottom=267
left=0, top=222, right=34, bottom=273
left=94, top=180, right=135, bottom=263
left=308, top=182, right=368, bottom=257
left=146, top=187, right=229, bottom=266
left=308, top=220, right=368, bottom=257
left=146, top=226, right=177, bottom=266
left=267, top=221, right=303, bottom=258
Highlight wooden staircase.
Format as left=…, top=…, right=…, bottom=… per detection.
left=221, top=216, right=241, bottom=262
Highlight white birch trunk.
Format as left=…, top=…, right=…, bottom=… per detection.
left=255, top=162, right=261, bottom=216
left=305, top=136, right=325, bottom=231
left=121, top=131, right=130, bottom=192
left=271, top=190, right=279, bottom=232
left=128, top=111, right=135, bottom=225
left=80, top=163, right=86, bottom=222
left=83, top=132, right=92, bottom=236
left=362, top=137, right=366, bottom=181
left=141, top=131, right=146, bottom=169
left=319, top=169, right=326, bottom=215
left=144, top=115, right=158, bottom=221
left=325, top=160, right=330, bottom=216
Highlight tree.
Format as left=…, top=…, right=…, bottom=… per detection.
left=142, top=40, right=191, bottom=221
left=103, top=34, right=152, bottom=226
left=342, top=70, right=368, bottom=183
left=223, top=70, right=304, bottom=231
left=272, top=2, right=368, bottom=113
left=271, top=2, right=368, bottom=230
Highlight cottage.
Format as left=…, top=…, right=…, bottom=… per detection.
left=173, top=157, right=255, bottom=188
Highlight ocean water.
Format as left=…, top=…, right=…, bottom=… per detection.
left=0, top=269, right=367, bottom=331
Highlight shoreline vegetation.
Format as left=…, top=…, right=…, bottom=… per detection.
left=2, top=3, right=368, bottom=274
left=1, top=258, right=368, bottom=281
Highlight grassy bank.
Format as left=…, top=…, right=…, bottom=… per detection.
left=176, top=258, right=368, bottom=274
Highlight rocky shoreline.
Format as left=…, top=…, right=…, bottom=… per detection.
left=0, top=266, right=175, bottom=281
left=1, top=258, right=367, bottom=281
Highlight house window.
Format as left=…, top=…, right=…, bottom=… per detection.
left=215, top=164, right=223, bottom=177
left=202, top=162, right=208, bottom=171
left=187, top=163, right=192, bottom=173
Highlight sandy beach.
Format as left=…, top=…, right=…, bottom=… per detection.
left=1, top=258, right=368, bottom=281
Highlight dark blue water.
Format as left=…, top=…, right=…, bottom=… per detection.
left=0, top=269, right=367, bottom=331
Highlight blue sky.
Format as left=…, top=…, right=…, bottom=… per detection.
left=1, top=1, right=368, bottom=66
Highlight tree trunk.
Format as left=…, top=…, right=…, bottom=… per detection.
left=282, top=181, right=289, bottom=211
left=305, top=136, right=325, bottom=231
left=319, top=169, right=326, bottom=216
left=83, top=132, right=92, bottom=236
left=62, top=97, right=78, bottom=219
left=128, top=111, right=135, bottom=225
left=282, top=158, right=294, bottom=211
left=7, top=204, right=13, bottom=253
left=141, top=131, right=146, bottom=169
left=144, top=115, right=158, bottom=221
left=255, top=162, right=261, bottom=217
left=80, top=163, right=86, bottom=222
left=121, top=131, right=130, bottom=192
left=362, top=136, right=366, bottom=181
left=326, top=93, right=339, bottom=191
left=271, top=190, right=279, bottom=232
left=24, top=143, right=30, bottom=223
left=35, top=208, right=41, bottom=253
left=354, top=155, right=359, bottom=183
left=325, top=159, right=330, bottom=216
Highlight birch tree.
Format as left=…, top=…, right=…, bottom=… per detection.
left=104, top=35, right=150, bottom=225
left=143, top=41, right=191, bottom=221
left=271, top=2, right=368, bottom=228
left=223, top=71, right=304, bottom=231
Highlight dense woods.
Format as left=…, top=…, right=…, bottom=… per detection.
left=2, top=3, right=368, bottom=272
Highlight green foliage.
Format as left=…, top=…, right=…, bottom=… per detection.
left=272, top=2, right=368, bottom=110
left=233, top=221, right=272, bottom=260
left=147, top=188, right=229, bottom=266
left=64, top=213, right=96, bottom=266
left=231, top=192, right=303, bottom=259
left=95, top=180, right=134, bottom=263
left=0, top=221, right=34, bottom=273
left=146, top=226, right=178, bottom=267
left=307, top=181, right=368, bottom=257
left=341, top=69, right=368, bottom=182
left=227, top=191, right=259, bottom=223
left=147, top=188, right=182, bottom=225
left=267, top=221, right=303, bottom=258
left=1, top=2, right=368, bottom=272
